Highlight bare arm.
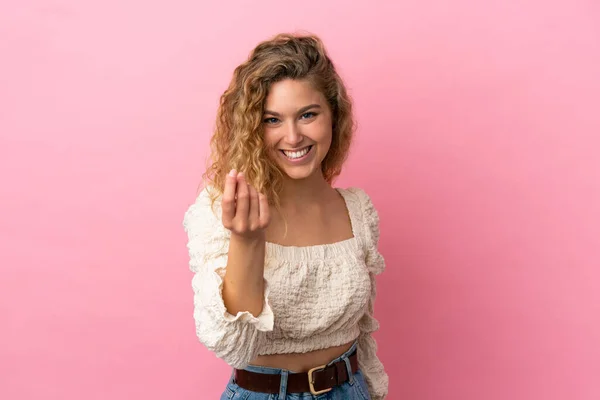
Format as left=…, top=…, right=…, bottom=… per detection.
left=220, top=170, right=271, bottom=317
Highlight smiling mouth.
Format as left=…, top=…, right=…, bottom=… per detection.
left=280, top=145, right=313, bottom=160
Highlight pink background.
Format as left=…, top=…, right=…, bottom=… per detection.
left=1, top=1, right=599, bottom=399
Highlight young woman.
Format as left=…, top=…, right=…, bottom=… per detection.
left=183, top=33, right=388, bottom=399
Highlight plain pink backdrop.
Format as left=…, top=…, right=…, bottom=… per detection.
left=1, top=1, right=599, bottom=399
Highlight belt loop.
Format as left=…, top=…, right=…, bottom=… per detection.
left=343, top=356, right=354, bottom=385
left=279, top=369, right=289, bottom=398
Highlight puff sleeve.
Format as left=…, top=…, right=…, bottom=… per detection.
left=182, top=187, right=274, bottom=368
left=354, top=188, right=389, bottom=399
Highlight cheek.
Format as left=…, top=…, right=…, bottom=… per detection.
left=262, top=131, right=279, bottom=154
left=318, top=125, right=333, bottom=150
left=312, top=118, right=332, bottom=141
left=263, top=132, right=277, bottom=161
left=263, top=129, right=276, bottom=147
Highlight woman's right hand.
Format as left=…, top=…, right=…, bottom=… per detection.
left=221, top=169, right=270, bottom=240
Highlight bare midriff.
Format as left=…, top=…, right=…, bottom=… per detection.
left=247, top=341, right=355, bottom=373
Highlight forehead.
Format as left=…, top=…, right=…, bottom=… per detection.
left=264, top=79, right=327, bottom=112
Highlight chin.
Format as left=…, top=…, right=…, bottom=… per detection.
left=279, top=164, right=320, bottom=181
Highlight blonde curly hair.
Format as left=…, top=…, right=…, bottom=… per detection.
left=201, top=32, right=355, bottom=209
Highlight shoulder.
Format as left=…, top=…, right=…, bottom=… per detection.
left=336, top=186, right=381, bottom=244
left=338, top=186, right=385, bottom=274
left=182, top=186, right=224, bottom=233
left=338, top=187, right=376, bottom=208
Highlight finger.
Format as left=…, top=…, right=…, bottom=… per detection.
left=221, top=169, right=237, bottom=225
left=258, top=192, right=270, bottom=228
left=235, top=172, right=250, bottom=223
left=248, top=184, right=259, bottom=229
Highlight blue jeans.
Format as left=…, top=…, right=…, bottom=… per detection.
left=220, top=341, right=371, bottom=399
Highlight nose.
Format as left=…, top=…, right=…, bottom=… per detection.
left=283, top=121, right=303, bottom=146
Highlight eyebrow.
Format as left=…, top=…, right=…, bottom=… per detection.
left=264, top=104, right=322, bottom=117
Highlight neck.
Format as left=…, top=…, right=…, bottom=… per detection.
left=278, top=170, right=331, bottom=208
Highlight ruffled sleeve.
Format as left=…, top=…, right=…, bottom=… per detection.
left=353, top=188, right=389, bottom=399
left=182, top=187, right=274, bottom=369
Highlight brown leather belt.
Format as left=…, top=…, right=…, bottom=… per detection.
left=234, top=349, right=358, bottom=395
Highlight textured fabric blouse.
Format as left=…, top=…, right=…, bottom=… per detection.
left=183, top=186, right=389, bottom=399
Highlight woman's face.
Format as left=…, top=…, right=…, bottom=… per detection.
left=262, top=79, right=333, bottom=181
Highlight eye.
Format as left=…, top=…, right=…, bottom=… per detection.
left=300, top=112, right=317, bottom=119
left=263, top=117, right=279, bottom=124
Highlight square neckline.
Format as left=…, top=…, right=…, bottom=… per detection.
left=264, top=188, right=360, bottom=259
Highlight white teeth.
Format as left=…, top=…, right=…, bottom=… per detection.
left=282, top=146, right=310, bottom=159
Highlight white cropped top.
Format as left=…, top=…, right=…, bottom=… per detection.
left=183, top=186, right=389, bottom=399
